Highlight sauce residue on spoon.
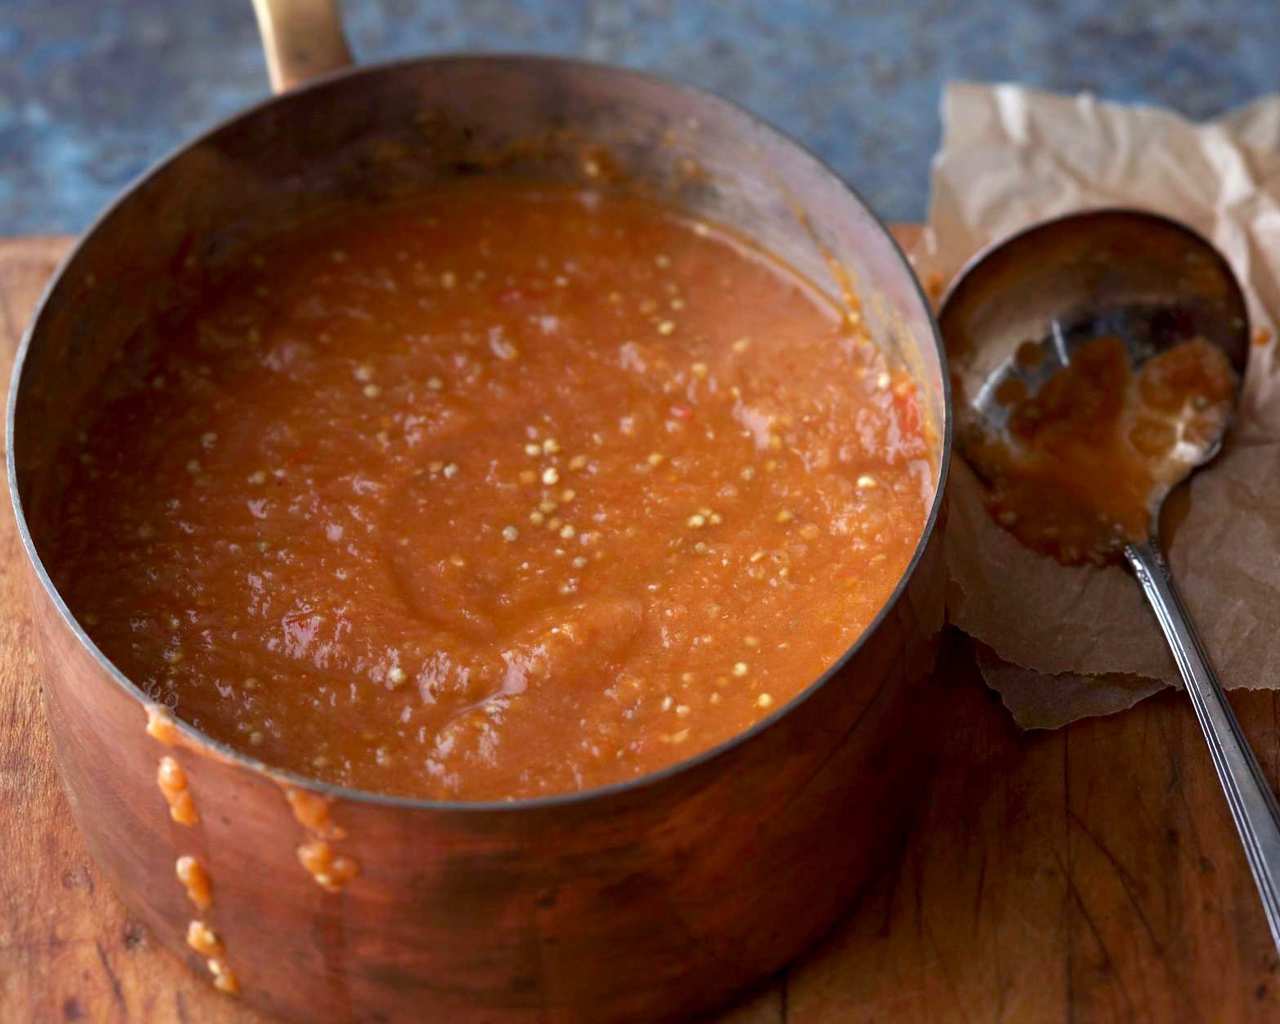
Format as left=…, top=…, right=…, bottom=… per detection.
left=975, top=335, right=1236, bottom=565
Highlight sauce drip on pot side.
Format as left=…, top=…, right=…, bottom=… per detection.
left=45, top=181, right=932, bottom=800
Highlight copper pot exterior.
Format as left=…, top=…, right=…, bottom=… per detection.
left=11, top=57, right=950, bottom=1022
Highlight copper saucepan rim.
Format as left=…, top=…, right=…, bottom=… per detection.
left=6, top=52, right=952, bottom=813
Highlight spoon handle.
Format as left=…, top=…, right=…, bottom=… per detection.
left=1126, top=539, right=1280, bottom=951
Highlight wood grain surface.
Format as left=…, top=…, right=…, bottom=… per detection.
left=2, top=234, right=1277, bottom=1023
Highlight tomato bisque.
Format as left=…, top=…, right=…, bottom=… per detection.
left=45, top=181, right=933, bottom=800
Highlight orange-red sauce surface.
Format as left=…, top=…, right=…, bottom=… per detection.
left=46, top=182, right=932, bottom=800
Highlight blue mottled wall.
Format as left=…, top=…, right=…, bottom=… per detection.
left=2, top=0, right=1277, bottom=234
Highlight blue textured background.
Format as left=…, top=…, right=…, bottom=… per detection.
left=2, top=0, right=1278, bottom=234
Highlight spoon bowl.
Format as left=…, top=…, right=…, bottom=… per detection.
left=939, top=208, right=1280, bottom=954
left=940, top=209, right=1249, bottom=543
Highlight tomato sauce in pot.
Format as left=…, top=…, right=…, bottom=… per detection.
left=45, top=182, right=932, bottom=800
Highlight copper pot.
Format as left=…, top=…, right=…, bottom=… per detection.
left=7, top=2, right=951, bottom=1020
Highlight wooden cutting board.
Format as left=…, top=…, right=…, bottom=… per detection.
left=2, top=233, right=1278, bottom=1023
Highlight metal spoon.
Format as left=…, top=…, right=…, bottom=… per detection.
left=938, top=208, right=1280, bottom=950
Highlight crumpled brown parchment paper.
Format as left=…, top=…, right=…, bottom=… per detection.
left=911, top=82, right=1280, bottom=728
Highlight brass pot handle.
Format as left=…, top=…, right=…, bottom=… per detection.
left=251, top=0, right=353, bottom=94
